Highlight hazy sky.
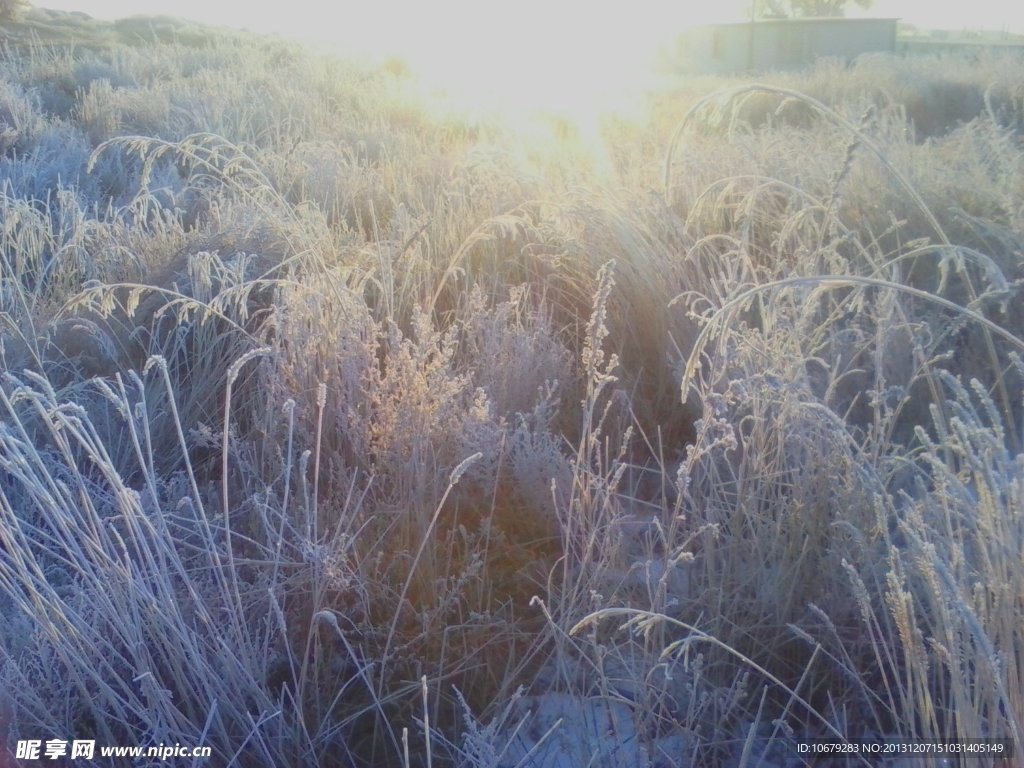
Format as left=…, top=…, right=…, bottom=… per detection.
left=36, top=0, right=1024, bottom=40
left=31, top=0, right=1024, bottom=118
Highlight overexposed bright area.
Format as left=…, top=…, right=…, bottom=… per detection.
left=26, top=0, right=1024, bottom=149
left=33, top=0, right=1024, bottom=120
left=37, top=1, right=743, bottom=117
left=868, top=0, right=1024, bottom=33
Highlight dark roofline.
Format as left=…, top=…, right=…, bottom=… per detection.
left=697, top=17, right=900, bottom=30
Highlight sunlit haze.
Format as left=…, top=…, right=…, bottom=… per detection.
left=38, top=1, right=722, bottom=117
left=31, top=0, right=1024, bottom=130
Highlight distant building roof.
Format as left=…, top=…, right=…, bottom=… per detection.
left=701, top=17, right=901, bottom=28
left=676, top=17, right=900, bottom=74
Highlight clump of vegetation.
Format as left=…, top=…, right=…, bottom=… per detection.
left=0, top=0, right=29, bottom=23
left=0, top=8, right=1022, bottom=767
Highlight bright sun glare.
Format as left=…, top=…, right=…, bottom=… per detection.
left=371, top=2, right=686, bottom=152
left=35, top=0, right=1024, bottom=144
left=40, top=1, right=735, bottom=129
